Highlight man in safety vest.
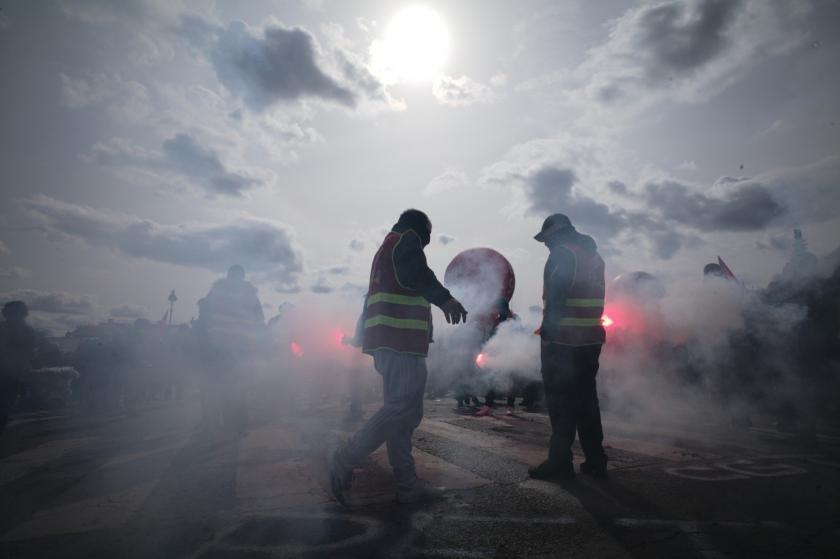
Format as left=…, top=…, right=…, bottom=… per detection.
left=330, top=209, right=469, bottom=504
left=529, top=213, right=609, bottom=481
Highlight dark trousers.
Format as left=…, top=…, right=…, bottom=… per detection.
left=541, top=343, right=607, bottom=468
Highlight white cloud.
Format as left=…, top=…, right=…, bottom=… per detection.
left=424, top=168, right=468, bottom=196
left=432, top=75, right=496, bottom=107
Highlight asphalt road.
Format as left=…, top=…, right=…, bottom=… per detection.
left=1, top=395, right=838, bottom=558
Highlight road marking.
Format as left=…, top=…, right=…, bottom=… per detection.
left=440, top=514, right=577, bottom=525
left=614, top=518, right=785, bottom=559
left=761, top=453, right=840, bottom=469
left=606, top=436, right=720, bottom=462
left=664, top=465, right=749, bottom=481
left=0, top=437, right=97, bottom=485
left=0, top=480, right=158, bottom=541
left=715, top=459, right=808, bottom=478
left=198, top=512, right=384, bottom=557
left=430, top=417, right=722, bottom=468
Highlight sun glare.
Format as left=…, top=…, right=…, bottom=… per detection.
left=371, top=5, right=450, bottom=84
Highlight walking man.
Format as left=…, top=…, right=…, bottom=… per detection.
left=330, top=209, right=468, bottom=503
left=529, top=213, right=609, bottom=480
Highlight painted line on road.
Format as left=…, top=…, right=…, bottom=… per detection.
left=439, top=514, right=577, bottom=525
left=715, top=459, right=808, bottom=478
left=0, top=437, right=97, bottom=485
left=614, top=518, right=786, bottom=559
left=664, top=465, right=749, bottom=481
left=0, top=480, right=158, bottom=542
left=197, top=512, right=384, bottom=557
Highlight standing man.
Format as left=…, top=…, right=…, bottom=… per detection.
left=330, top=209, right=468, bottom=504
left=530, top=214, right=609, bottom=480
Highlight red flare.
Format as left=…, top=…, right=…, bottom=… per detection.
left=601, top=314, right=614, bottom=328
left=290, top=341, right=304, bottom=358
left=475, top=353, right=486, bottom=367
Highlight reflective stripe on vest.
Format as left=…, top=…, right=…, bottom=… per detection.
left=362, top=231, right=433, bottom=356
left=543, top=241, right=606, bottom=346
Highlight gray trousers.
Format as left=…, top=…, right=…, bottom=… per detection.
left=340, top=350, right=427, bottom=489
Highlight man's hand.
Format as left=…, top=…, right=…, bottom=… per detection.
left=440, top=298, right=468, bottom=324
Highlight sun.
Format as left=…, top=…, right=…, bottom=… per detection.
left=371, top=5, right=450, bottom=84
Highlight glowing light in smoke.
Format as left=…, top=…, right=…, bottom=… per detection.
left=290, top=341, right=304, bottom=357
left=602, top=315, right=614, bottom=328
left=475, top=353, right=486, bottom=367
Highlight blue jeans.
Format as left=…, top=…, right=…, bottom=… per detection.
left=340, top=350, right=427, bottom=489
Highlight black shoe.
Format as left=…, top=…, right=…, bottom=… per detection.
left=580, top=461, right=608, bottom=480
left=329, top=450, right=353, bottom=504
left=528, top=460, right=575, bottom=481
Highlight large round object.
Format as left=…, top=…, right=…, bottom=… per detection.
left=444, top=247, right=515, bottom=302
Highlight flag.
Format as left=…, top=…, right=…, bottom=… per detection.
left=717, top=256, right=738, bottom=282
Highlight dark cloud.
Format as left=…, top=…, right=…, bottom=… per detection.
left=310, top=277, right=334, bottom=294
left=438, top=234, right=455, bottom=246
left=91, top=133, right=262, bottom=198
left=24, top=195, right=303, bottom=291
left=110, top=304, right=146, bottom=319
left=162, top=133, right=260, bottom=197
left=325, top=266, right=350, bottom=276
left=520, top=165, right=701, bottom=260
left=0, top=289, right=94, bottom=315
left=756, top=234, right=793, bottom=253
left=212, top=21, right=355, bottom=109
left=524, top=167, right=626, bottom=239
left=348, top=239, right=364, bottom=252
left=178, top=16, right=361, bottom=110
left=643, top=180, right=785, bottom=232
left=0, top=289, right=99, bottom=335
left=635, top=0, right=740, bottom=76
left=177, top=15, right=397, bottom=112
left=607, top=181, right=630, bottom=196
left=514, top=155, right=839, bottom=260
left=577, top=0, right=810, bottom=107
left=642, top=156, right=840, bottom=232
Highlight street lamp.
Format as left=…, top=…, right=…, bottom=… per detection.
left=167, top=290, right=178, bottom=326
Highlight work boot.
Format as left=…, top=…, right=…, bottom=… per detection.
left=528, top=460, right=575, bottom=481
left=580, top=461, right=608, bottom=480
left=397, top=479, right=445, bottom=504
left=329, top=449, right=353, bottom=505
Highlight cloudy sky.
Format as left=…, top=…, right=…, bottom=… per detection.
left=1, top=0, right=838, bottom=333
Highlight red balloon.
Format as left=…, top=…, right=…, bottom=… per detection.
left=444, top=247, right=516, bottom=302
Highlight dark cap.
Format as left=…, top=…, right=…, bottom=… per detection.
left=534, top=213, right=573, bottom=242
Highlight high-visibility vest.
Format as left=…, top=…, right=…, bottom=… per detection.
left=362, top=231, right=433, bottom=356
left=542, top=240, right=606, bottom=346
